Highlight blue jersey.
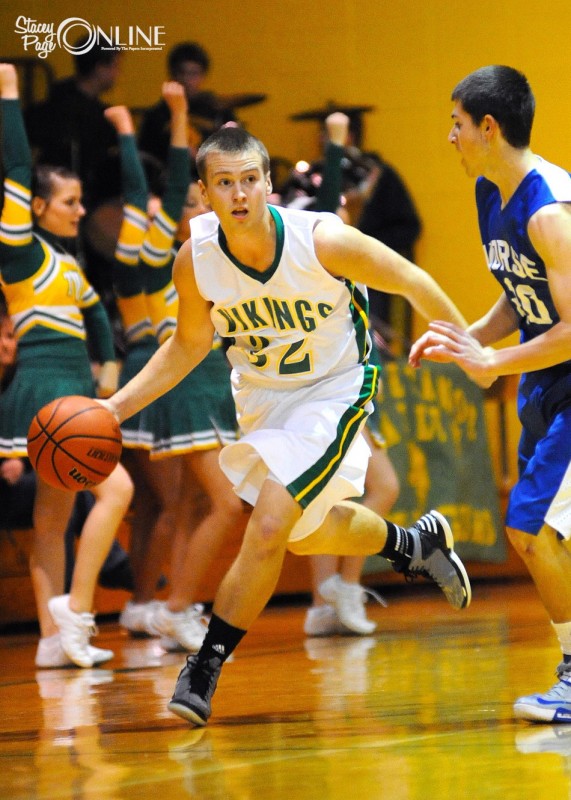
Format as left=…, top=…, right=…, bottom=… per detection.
left=476, top=158, right=571, bottom=536
left=476, top=157, right=571, bottom=347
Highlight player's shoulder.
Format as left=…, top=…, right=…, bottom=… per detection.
left=189, top=209, right=218, bottom=240
left=172, top=238, right=200, bottom=296
left=528, top=159, right=571, bottom=216
left=312, top=215, right=365, bottom=267
left=172, top=237, right=194, bottom=272
left=176, top=237, right=193, bottom=256
left=533, top=157, right=571, bottom=197
left=528, top=199, right=571, bottom=238
left=526, top=197, right=571, bottom=268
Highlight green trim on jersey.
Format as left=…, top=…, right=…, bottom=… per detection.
left=286, top=363, right=379, bottom=508
left=346, top=280, right=370, bottom=362
left=217, top=205, right=284, bottom=284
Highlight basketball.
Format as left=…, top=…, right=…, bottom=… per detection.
left=27, top=395, right=122, bottom=491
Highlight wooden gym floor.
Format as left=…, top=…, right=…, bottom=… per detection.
left=1, top=577, right=570, bottom=800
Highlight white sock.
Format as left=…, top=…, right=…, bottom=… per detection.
left=552, top=620, right=571, bottom=657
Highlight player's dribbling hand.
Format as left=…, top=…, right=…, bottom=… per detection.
left=94, top=396, right=120, bottom=421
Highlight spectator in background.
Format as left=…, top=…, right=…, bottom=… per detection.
left=138, top=41, right=236, bottom=166
left=356, top=148, right=422, bottom=336
left=333, top=113, right=422, bottom=334
left=283, top=111, right=422, bottom=339
left=24, top=37, right=123, bottom=313
left=25, top=37, right=121, bottom=213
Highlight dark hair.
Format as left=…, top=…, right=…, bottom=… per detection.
left=189, top=161, right=200, bottom=184
left=196, top=127, right=270, bottom=183
left=168, top=41, right=210, bottom=76
left=451, top=65, right=535, bottom=148
left=73, top=36, right=121, bottom=77
left=32, top=164, right=80, bottom=202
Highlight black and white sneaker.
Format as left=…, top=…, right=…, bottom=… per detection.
left=401, top=510, right=472, bottom=610
left=168, top=654, right=223, bottom=726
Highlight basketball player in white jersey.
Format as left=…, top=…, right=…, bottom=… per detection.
left=103, top=125, right=473, bottom=726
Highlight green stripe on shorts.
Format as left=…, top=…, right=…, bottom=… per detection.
left=287, top=364, right=378, bottom=508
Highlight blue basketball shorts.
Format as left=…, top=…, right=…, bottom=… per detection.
left=507, top=389, right=571, bottom=538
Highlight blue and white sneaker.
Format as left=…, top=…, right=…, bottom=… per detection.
left=516, top=724, right=571, bottom=754
left=514, top=662, right=571, bottom=722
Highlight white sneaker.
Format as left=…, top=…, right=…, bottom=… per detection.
left=318, top=574, right=386, bottom=635
left=159, top=635, right=184, bottom=652
left=35, top=632, right=114, bottom=669
left=304, top=636, right=376, bottom=695
left=303, top=605, right=340, bottom=636
left=119, top=600, right=162, bottom=637
left=47, top=594, right=102, bottom=668
left=151, top=602, right=208, bottom=652
left=516, top=724, right=571, bottom=755
left=36, top=670, right=114, bottom=730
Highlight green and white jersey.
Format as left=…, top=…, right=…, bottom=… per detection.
left=190, top=204, right=371, bottom=390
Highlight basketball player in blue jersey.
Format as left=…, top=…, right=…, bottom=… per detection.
left=410, top=65, right=571, bottom=723
left=103, top=124, right=473, bottom=727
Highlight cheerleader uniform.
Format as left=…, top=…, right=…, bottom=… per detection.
left=112, top=131, right=158, bottom=450
left=139, top=198, right=239, bottom=457
left=0, top=97, right=115, bottom=458
left=114, top=133, right=238, bottom=458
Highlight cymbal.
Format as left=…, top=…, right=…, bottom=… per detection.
left=290, top=103, right=375, bottom=121
left=215, top=93, right=267, bottom=111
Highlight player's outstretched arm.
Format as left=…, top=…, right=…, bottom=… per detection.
left=409, top=293, right=518, bottom=378
left=314, top=221, right=468, bottom=329
left=409, top=205, right=571, bottom=382
left=408, top=321, right=497, bottom=386
left=466, top=292, right=519, bottom=346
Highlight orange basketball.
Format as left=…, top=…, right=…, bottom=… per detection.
left=27, top=395, right=122, bottom=491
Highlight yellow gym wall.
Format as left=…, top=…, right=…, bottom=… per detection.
left=2, top=0, right=569, bottom=316
left=1, top=0, right=570, bottom=485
